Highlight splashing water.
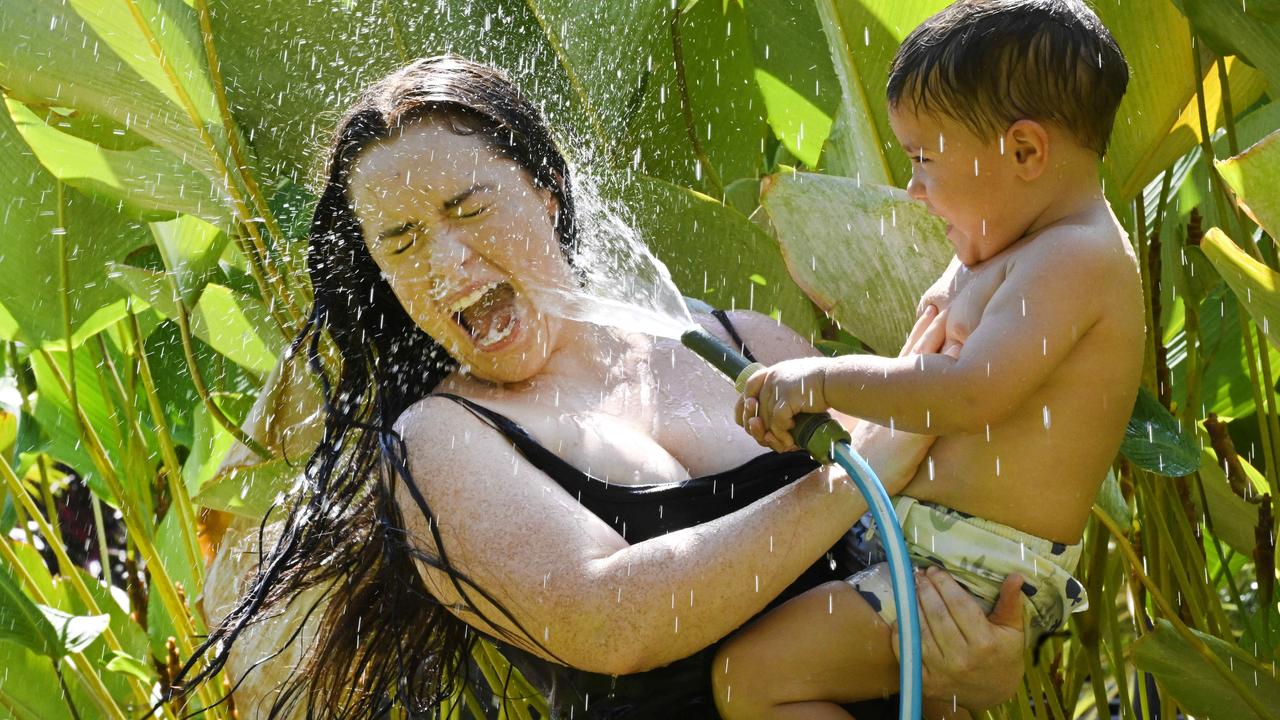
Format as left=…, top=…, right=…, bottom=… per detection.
left=529, top=166, right=696, bottom=340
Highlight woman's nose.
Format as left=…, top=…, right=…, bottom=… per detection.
left=426, top=230, right=474, bottom=272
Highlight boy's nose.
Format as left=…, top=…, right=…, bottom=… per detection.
left=906, top=174, right=928, bottom=202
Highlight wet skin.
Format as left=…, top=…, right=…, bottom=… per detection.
left=343, top=117, right=1028, bottom=700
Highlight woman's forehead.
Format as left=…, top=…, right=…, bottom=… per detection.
left=350, top=119, right=521, bottom=197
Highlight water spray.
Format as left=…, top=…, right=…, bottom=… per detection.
left=681, top=326, right=923, bottom=720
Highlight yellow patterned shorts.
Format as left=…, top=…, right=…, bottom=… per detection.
left=845, top=496, right=1088, bottom=643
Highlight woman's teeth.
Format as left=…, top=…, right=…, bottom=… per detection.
left=448, top=281, right=502, bottom=313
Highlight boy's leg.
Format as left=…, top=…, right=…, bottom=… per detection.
left=712, top=579, right=900, bottom=720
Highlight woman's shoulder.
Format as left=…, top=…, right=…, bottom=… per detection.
left=693, top=308, right=820, bottom=364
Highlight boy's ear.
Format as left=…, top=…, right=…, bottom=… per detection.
left=1005, top=119, right=1050, bottom=181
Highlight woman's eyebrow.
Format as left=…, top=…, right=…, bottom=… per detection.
left=443, top=183, right=491, bottom=210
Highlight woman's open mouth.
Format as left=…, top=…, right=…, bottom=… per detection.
left=450, top=281, right=521, bottom=350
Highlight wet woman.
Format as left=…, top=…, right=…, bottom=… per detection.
left=187, top=56, right=1027, bottom=718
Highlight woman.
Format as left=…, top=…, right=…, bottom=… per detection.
left=188, top=56, right=1026, bottom=718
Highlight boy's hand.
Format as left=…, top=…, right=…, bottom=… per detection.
left=735, top=357, right=830, bottom=452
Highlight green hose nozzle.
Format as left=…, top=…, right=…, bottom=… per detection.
left=681, top=327, right=850, bottom=464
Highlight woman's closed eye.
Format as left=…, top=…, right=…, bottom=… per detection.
left=450, top=203, right=490, bottom=219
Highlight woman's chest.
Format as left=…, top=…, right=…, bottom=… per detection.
left=453, top=356, right=760, bottom=485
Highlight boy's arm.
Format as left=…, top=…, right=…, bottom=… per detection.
left=742, top=231, right=1121, bottom=448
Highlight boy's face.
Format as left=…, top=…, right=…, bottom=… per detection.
left=888, top=105, right=1028, bottom=266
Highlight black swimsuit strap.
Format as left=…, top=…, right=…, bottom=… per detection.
left=710, top=309, right=759, bottom=363
left=431, top=393, right=817, bottom=505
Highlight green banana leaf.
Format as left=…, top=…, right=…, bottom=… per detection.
left=0, top=0, right=245, bottom=198
left=108, top=266, right=281, bottom=377
left=759, top=171, right=951, bottom=354
left=4, top=96, right=231, bottom=226
left=626, top=176, right=821, bottom=340
left=0, top=98, right=148, bottom=346
left=1176, top=0, right=1280, bottom=91
left=1101, top=2, right=1268, bottom=204
left=817, top=0, right=947, bottom=187
left=1216, top=128, right=1280, bottom=239
left=745, top=0, right=841, bottom=168
left=1200, top=227, right=1280, bottom=352
left=1132, top=619, right=1280, bottom=720
left=0, top=566, right=107, bottom=660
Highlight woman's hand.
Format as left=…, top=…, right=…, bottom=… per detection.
left=894, top=569, right=1027, bottom=711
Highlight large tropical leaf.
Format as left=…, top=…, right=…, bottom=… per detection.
left=1200, top=227, right=1280, bottom=351
left=760, top=171, right=951, bottom=354
left=1131, top=619, right=1280, bottom=720
left=0, top=98, right=148, bottom=345
left=109, top=265, right=281, bottom=377
left=1099, top=1, right=1268, bottom=204
left=745, top=0, right=842, bottom=168
left=1216, top=128, right=1280, bottom=238
left=0, top=0, right=242, bottom=194
left=1176, top=0, right=1280, bottom=92
left=1120, top=387, right=1201, bottom=476
left=624, top=177, right=821, bottom=340
left=0, top=565, right=61, bottom=659
left=817, top=0, right=947, bottom=187
left=4, top=97, right=231, bottom=226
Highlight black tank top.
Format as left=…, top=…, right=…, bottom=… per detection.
left=436, top=394, right=896, bottom=720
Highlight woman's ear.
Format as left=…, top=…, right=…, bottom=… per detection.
left=1005, top=119, right=1050, bottom=181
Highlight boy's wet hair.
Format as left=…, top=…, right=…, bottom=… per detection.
left=887, top=0, right=1129, bottom=156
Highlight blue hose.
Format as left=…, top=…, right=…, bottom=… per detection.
left=831, top=442, right=922, bottom=720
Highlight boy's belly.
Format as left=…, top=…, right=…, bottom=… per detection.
left=899, top=390, right=1124, bottom=544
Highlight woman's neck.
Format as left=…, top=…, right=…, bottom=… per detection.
left=445, top=319, right=649, bottom=401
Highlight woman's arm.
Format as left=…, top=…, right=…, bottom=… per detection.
left=394, top=398, right=885, bottom=675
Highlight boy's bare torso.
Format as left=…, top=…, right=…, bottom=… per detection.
left=903, top=203, right=1145, bottom=543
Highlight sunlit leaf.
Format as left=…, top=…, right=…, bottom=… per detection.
left=0, top=99, right=148, bottom=346
left=1200, top=227, right=1280, bottom=351
left=104, top=650, right=157, bottom=684
left=38, top=607, right=109, bottom=656
left=109, top=266, right=281, bottom=376
left=746, top=0, right=840, bottom=167
left=4, top=96, right=231, bottom=225
left=1195, top=440, right=1261, bottom=556
left=1098, top=1, right=1267, bottom=203
left=0, top=0, right=233, bottom=184
left=0, top=562, right=61, bottom=660
left=1120, top=386, right=1200, bottom=476
left=194, top=456, right=300, bottom=518
left=1175, top=0, right=1280, bottom=91
left=760, top=171, right=951, bottom=354
left=625, top=176, right=821, bottom=340
left=1216, top=128, right=1280, bottom=239
left=1132, top=619, right=1280, bottom=720
left=817, top=0, right=947, bottom=187
left=0, top=641, right=75, bottom=720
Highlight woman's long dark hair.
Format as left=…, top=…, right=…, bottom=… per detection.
left=173, top=56, right=578, bottom=718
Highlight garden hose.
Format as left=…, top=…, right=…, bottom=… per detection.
left=681, top=326, right=923, bottom=720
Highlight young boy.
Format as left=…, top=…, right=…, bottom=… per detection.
left=714, top=1, right=1143, bottom=718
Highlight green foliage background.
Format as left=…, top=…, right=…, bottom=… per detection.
left=0, top=0, right=1278, bottom=717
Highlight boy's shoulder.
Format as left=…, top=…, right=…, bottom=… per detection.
left=1011, top=208, right=1136, bottom=280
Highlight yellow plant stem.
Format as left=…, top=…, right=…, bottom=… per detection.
left=120, top=0, right=302, bottom=330
left=124, top=311, right=204, bottom=583
left=92, top=331, right=202, bottom=585
left=1092, top=506, right=1276, bottom=719
left=34, top=350, right=226, bottom=713
left=170, top=289, right=271, bottom=460
left=1237, top=307, right=1279, bottom=489
left=0, top=465, right=163, bottom=715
